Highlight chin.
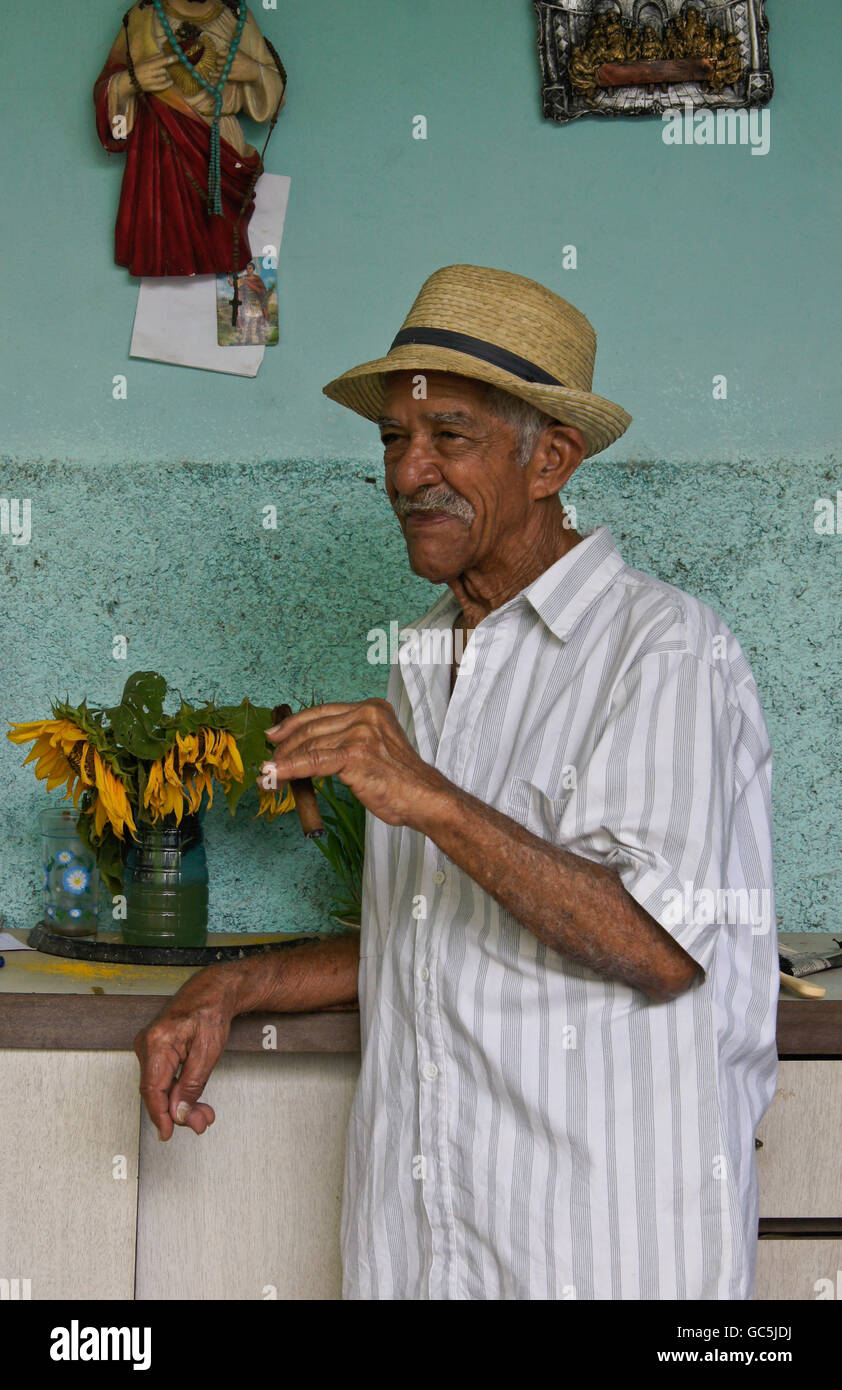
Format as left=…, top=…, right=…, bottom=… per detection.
left=406, top=544, right=463, bottom=584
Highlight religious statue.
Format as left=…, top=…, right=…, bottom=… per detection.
left=94, top=1, right=286, bottom=279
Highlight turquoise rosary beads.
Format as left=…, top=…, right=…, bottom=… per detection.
left=151, top=0, right=247, bottom=215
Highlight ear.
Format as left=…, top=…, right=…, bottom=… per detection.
left=527, top=424, right=586, bottom=500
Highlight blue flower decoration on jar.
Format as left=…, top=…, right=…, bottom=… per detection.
left=46, top=906, right=56, bottom=918
left=69, top=908, right=82, bottom=919
left=56, top=850, right=74, bottom=866
left=62, top=865, right=90, bottom=895
left=43, top=867, right=50, bottom=889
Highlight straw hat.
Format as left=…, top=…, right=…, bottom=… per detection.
left=322, top=264, right=631, bottom=459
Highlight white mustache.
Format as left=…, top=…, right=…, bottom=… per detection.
left=395, top=488, right=476, bottom=524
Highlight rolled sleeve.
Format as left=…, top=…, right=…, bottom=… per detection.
left=572, top=650, right=738, bottom=974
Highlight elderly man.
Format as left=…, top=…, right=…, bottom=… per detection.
left=134, top=265, right=778, bottom=1301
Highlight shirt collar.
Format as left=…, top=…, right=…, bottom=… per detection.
left=403, top=525, right=626, bottom=645
left=520, top=525, right=627, bottom=640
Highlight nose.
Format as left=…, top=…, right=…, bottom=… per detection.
left=390, top=431, right=443, bottom=499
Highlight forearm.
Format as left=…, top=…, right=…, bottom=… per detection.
left=168, top=932, right=360, bottom=1020
left=228, top=53, right=260, bottom=83
left=414, top=780, right=698, bottom=1001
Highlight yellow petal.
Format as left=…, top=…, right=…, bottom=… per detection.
left=33, top=748, right=70, bottom=781
left=163, top=747, right=182, bottom=788
left=92, top=796, right=108, bottom=838
left=224, top=733, right=244, bottom=778
left=22, top=736, right=53, bottom=767
left=7, top=719, right=51, bottom=744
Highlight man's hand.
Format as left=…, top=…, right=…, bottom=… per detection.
left=134, top=971, right=234, bottom=1141
left=133, top=938, right=361, bottom=1140
left=262, top=699, right=449, bottom=828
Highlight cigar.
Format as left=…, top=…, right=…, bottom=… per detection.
left=596, top=58, right=714, bottom=87
left=271, top=705, right=325, bottom=838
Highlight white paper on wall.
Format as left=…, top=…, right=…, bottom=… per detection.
left=129, top=173, right=291, bottom=377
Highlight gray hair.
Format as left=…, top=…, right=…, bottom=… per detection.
left=481, top=384, right=557, bottom=467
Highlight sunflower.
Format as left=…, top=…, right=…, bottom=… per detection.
left=256, top=783, right=297, bottom=820
left=91, top=754, right=137, bottom=840
left=143, top=757, right=187, bottom=824
left=8, top=718, right=94, bottom=807
left=184, top=767, right=214, bottom=814
left=8, top=717, right=138, bottom=839
left=143, top=728, right=237, bottom=823
left=204, top=729, right=244, bottom=786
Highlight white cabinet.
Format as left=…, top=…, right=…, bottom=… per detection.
left=2, top=1047, right=838, bottom=1301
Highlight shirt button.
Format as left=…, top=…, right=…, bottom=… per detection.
left=423, top=1062, right=438, bottom=1081
left=433, top=870, right=446, bottom=885
left=420, top=967, right=430, bottom=982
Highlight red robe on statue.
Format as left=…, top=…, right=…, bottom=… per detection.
left=94, top=56, right=260, bottom=278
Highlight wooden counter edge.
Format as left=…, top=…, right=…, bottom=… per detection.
left=0, top=993, right=839, bottom=1056
left=0, top=993, right=361, bottom=1053
left=776, top=998, right=842, bottom=1057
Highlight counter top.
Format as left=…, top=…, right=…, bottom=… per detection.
left=0, top=929, right=360, bottom=1052
left=0, top=929, right=839, bottom=1056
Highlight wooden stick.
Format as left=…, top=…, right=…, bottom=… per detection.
left=596, top=58, right=714, bottom=87
left=271, top=705, right=325, bottom=838
left=779, top=970, right=826, bottom=1000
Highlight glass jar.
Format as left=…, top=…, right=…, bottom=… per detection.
left=39, top=807, right=99, bottom=938
left=122, top=813, right=209, bottom=948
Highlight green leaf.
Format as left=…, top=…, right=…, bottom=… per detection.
left=169, top=700, right=226, bottom=737
left=77, top=805, right=126, bottom=898
left=134, top=761, right=148, bottom=825
left=104, top=671, right=170, bottom=760
left=221, top=700, right=274, bottom=814
left=311, top=777, right=365, bottom=920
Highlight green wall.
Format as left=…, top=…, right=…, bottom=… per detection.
left=0, top=1, right=838, bottom=935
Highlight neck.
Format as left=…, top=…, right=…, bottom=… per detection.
left=164, top=0, right=221, bottom=16
left=448, top=504, right=581, bottom=630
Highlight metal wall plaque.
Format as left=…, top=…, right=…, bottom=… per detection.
left=534, top=0, right=772, bottom=123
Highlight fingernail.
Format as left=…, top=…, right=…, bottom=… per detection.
left=265, top=724, right=283, bottom=736
left=176, top=1101, right=191, bottom=1123
left=157, top=1130, right=166, bottom=1142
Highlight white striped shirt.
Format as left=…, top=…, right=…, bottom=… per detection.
left=341, top=525, right=778, bottom=1300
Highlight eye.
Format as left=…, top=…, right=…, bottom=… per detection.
left=439, top=430, right=463, bottom=440
left=380, top=432, right=399, bottom=446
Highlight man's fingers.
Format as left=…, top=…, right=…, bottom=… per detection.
left=168, top=1037, right=221, bottom=1126
left=264, top=703, right=359, bottom=742
left=172, top=1100, right=216, bottom=1136
left=262, top=745, right=348, bottom=784
left=139, top=1080, right=176, bottom=1141
left=268, top=710, right=359, bottom=755
left=136, top=1038, right=185, bottom=1139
